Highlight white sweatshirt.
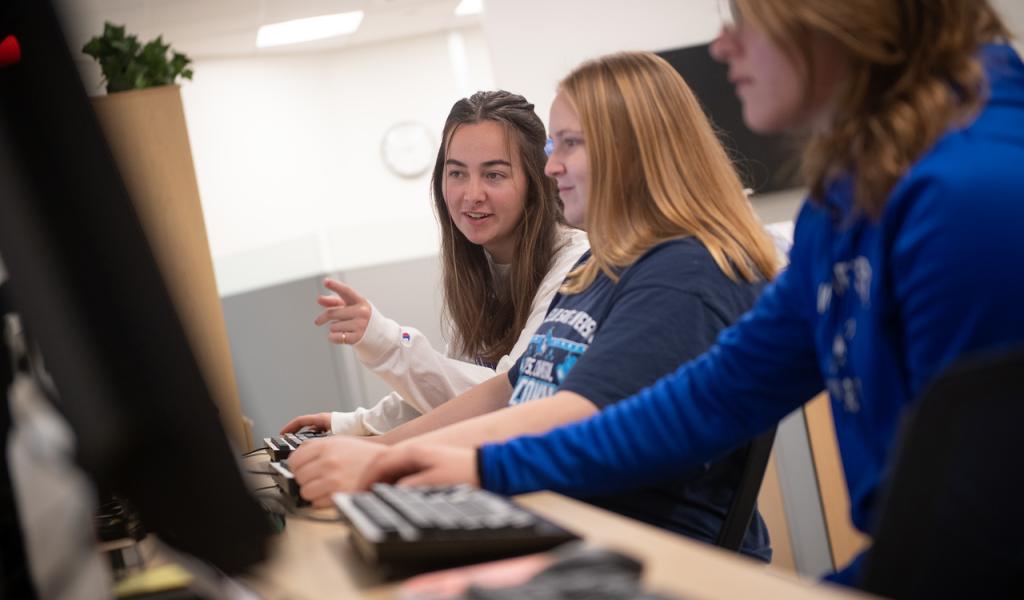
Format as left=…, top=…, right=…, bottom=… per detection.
left=330, top=226, right=590, bottom=435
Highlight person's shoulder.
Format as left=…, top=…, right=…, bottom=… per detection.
left=555, top=225, right=590, bottom=254
left=638, top=236, right=713, bottom=266
left=881, top=125, right=1024, bottom=261
left=902, top=50, right=1024, bottom=207
left=889, top=127, right=1024, bottom=233
left=910, top=134, right=1024, bottom=197
left=616, top=238, right=761, bottom=320
left=548, top=225, right=590, bottom=274
left=622, top=237, right=723, bottom=288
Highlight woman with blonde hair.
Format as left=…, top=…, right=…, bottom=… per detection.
left=281, top=91, right=588, bottom=436
left=289, top=51, right=778, bottom=559
left=365, top=0, right=1024, bottom=587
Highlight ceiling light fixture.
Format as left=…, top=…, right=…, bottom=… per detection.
left=256, top=11, right=365, bottom=48
left=454, top=0, right=483, bottom=17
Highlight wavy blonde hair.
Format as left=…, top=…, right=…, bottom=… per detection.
left=736, top=0, right=1011, bottom=218
left=559, top=52, right=778, bottom=294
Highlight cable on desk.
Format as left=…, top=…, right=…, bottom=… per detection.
left=254, top=492, right=343, bottom=523
left=252, top=484, right=278, bottom=492
left=242, top=447, right=268, bottom=457
left=287, top=510, right=344, bottom=523
left=246, top=469, right=277, bottom=475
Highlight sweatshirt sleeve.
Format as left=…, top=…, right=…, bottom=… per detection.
left=330, top=392, right=425, bottom=436
left=352, top=304, right=494, bottom=415
left=480, top=218, right=825, bottom=497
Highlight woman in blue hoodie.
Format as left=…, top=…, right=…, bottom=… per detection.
left=362, top=0, right=1024, bottom=584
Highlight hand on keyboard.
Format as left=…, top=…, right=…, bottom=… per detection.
left=279, top=412, right=331, bottom=435
left=288, top=435, right=387, bottom=507
left=359, top=444, right=479, bottom=490
left=262, top=429, right=331, bottom=461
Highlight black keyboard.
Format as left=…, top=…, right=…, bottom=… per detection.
left=263, top=430, right=329, bottom=461
left=333, top=484, right=578, bottom=565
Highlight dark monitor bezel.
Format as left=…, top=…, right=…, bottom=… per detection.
left=0, top=0, right=270, bottom=575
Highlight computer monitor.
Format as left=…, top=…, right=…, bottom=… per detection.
left=0, top=0, right=270, bottom=581
left=658, top=44, right=801, bottom=195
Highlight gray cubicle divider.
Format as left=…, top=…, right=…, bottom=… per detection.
left=337, top=254, right=446, bottom=407
left=773, top=408, right=835, bottom=578
left=221, top=254, right=443, bottom=440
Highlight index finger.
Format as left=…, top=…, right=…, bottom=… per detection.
left=316, top=294, right=345, bottom=309
left=323, top=278, right=366, bottom=306
left=280, top=415, right=317, bottom=434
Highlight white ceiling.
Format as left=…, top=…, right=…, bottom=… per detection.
left=60, top=0, right=482, bottom=59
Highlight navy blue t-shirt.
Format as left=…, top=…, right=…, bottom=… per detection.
left=507, top=237, right=771, bottom=560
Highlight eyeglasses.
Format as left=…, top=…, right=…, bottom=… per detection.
left=717, top=0, right=741, bottom=30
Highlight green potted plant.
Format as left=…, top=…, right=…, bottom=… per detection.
left=82, top=22, right=193, bottom=93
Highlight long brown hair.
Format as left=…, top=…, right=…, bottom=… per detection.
left=432, top=91, right=565, bottom=365
left=558, top=52, right=778, bottom=294
left=736, top=0, right=1011, bottom=218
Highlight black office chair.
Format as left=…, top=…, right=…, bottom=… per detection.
left=715, top=426, right=777, bottom=552
left=859, top=346, right=1024, bottom=599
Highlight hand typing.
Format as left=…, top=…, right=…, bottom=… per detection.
left=288, top=436, right=387, bottom=507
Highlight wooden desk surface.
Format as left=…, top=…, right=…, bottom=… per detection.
left=239, top=482, right=873, bottom=600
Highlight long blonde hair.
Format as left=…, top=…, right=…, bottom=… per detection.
left=736, top=0, right=1011, bottom=218
left=559, top=52, right=778, bottom=294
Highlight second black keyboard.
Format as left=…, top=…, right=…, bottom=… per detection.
left=333, top=484, right=578, bottom=565
left=263, top=430, right=329, bottom=461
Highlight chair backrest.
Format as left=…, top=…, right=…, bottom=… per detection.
left=859, top=346, right=1024, bottom=598
left=716, top=426, right=778, bottom=551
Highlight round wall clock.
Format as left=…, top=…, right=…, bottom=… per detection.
left=380, top=121, right=436, bottom=179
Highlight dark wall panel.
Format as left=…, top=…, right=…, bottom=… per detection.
left=658, top=44, right=801, bottom=194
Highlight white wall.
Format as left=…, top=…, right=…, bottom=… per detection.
left=185, top=1, right=726, bottom=297
left=96, top=0, right=1024, bottom=296
left=179, top=26, right=494, bottom=296
left=481, top=0, right=721, bottom=126
left=993, top=0, right=1024, bottom=45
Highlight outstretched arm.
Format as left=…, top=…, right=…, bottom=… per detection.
left=375, top=373, right=516, bottom=444
left=394, top=391, right=597, bottom=448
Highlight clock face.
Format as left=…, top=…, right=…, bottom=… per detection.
left=380, top=121, right=436, bottom=179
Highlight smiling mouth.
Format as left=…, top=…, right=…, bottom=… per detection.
left=465, top=211, right=493, bottom=221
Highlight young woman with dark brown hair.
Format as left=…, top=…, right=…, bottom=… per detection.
left=360, top=0, right=1024, bottom=585
left=282, top=91, right=587, bottom=436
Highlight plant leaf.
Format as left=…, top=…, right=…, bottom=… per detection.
left=82, top=22, right=195, bottom=91
left=104, top=22, right=125, bottom=41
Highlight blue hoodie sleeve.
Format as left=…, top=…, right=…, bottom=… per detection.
left=480, top=210, right=828, bottom=496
